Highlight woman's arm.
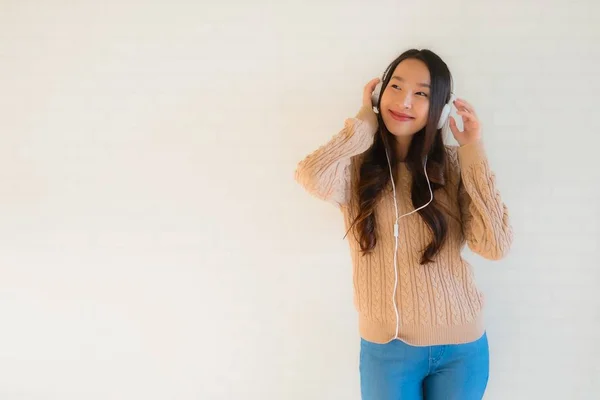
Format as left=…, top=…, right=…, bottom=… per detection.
left=294, top=105, right=378, bottom=206
left=457, top=141, right=513, bottom=260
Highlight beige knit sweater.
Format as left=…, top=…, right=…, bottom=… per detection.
left=294, top=105, right=513, bottom=346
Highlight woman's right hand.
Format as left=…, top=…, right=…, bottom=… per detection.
left=363, top=77, right=381, bottom=108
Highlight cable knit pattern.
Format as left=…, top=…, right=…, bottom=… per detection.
left=294, top=106, right=513, bottom=346
left=294, top=106, right=378, bottom=206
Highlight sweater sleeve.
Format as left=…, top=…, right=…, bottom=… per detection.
left=457, top=141, right=513, bottom=260
left=294, top=105, right=378, bottom=206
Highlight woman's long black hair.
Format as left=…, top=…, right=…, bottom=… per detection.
left=350, top=49, right=453, bottom=264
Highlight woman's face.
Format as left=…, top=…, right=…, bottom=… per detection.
left=380, top=58, right=431, bottom=137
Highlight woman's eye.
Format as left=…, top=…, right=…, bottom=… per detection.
left=391, top=84, right=401, bottom=90
left=417, top=92, right=429, bottom=97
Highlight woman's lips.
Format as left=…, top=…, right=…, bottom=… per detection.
left=389, top=110, right=414, bottom=122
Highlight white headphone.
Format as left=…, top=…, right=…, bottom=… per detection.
left=371, top=81, right=457, bottom=130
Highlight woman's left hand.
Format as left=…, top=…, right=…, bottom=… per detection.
left=449, top=98, right=482, bottom=146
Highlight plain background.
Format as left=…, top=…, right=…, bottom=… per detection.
left=0, top=0, right=599, bottom=399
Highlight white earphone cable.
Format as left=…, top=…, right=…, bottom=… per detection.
left=384, top=150, right=434, bottom=340
left=374, top=81, right=451, bottom=339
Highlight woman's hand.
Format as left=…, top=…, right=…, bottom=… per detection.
left=363, top=77, right=381, bottom=108
left=449, top=98, right=482, bottom=146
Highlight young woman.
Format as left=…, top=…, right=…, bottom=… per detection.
left=294, top=49, right=513, bottom=400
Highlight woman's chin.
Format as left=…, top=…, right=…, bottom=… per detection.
left=385, top=126, right=420, bottom=137
left=383, top=119, right=422, bottom=136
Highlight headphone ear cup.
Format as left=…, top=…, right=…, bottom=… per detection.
left=437, top=103, right=451, bottom=129
left=437, top=94, right=456, bottom=129
left=371, top=82, right=383, bottom=113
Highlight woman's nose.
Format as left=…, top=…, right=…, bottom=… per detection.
left=399, top=93, right=413, bottom=108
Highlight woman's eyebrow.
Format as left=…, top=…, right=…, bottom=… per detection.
left=391, top=76, right=431, bottom=88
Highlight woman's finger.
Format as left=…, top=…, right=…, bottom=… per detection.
left=367, top=77, right=381, bottom=91
left=456, top=110, right=477, bottom=122
left=449, top=116, right=461, bottom=135
left=454, top=98, right=476, bottom=115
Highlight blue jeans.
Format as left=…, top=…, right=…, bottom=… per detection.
left=359, top=332, right=489, bottom=400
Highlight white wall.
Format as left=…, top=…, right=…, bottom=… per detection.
left=0, top=0, right=598, bottom=399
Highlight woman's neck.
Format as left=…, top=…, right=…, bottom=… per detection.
left=394, top=136, right=413, bottom=162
